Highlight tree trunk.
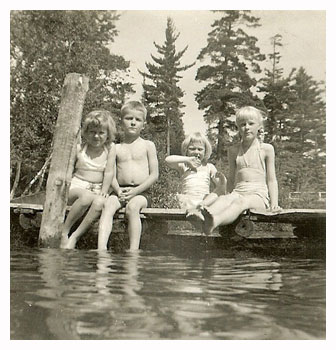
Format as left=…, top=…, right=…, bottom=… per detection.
left=39, top=73, right=89, bottom=248
left=10, top=160, right=21, bottom=200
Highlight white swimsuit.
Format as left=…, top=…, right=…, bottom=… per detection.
left=231, top=140, right=270, bottom=208
left=178, top=163, right=217, bottom=210
left=70, top=144, right=108, bottom=194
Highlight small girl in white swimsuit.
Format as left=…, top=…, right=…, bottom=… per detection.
left=201, top=106, right=281, bottom=234
left=165, top=132, right=227, bottom=221
left=60, top=109, right=117, bottom=249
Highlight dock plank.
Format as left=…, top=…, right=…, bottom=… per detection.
left=10, top=201, right=325, bottom=225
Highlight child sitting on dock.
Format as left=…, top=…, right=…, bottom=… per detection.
left=165, top=132, right=227, bottom=223
left=201, top=106, right=281, bottom=234
left=60, top=110, right=117, bottom=249
left=98, top=101, right=159, bottom=251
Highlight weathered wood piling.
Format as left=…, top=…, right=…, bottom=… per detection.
left=38, top=73, right=89, bottom=248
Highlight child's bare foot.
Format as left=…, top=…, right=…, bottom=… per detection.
left=61, top=234, right=77, bottom=249
left=60, top=233, right=69, bottom=248
left=186, top=209, right=204, bottom=231
left=201, top=206, right=215, bottom=235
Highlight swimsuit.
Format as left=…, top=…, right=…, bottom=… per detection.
left=231, top=140, right=270, bottom=208
left=69, top=176, right=102, bottom=194
left=75, top=144, right=108, bottom=173
left=178, top=163, right=217, bottom=209
left=69, top=144, right=108, bottom=194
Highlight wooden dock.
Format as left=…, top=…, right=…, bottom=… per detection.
left=10, top=192, right=326, bottom=242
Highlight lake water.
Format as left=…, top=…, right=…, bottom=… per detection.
left=10, top=235, right=325, bottom=340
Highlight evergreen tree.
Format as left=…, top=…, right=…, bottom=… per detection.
left=195, top=10, right=266, bottom=160
left=138, top=17, right=195, bottom=208
left=282, top=67, right=326, bottom=192
left=258, top=34, right=297, bottom=192
left=10, top=10, right=134, bottom=196
left=139, top=17, right=194, bottom=156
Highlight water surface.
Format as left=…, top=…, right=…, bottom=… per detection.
left=10, top=245, right=325, bottom=340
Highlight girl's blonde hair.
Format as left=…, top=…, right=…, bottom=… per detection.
left=235, top=106, right=265, bottom=126
left=235, top=106, right=265, bottom=142
left=81, top=109, right=116, bottom=144
left=181, top=132, right=212, bottom=162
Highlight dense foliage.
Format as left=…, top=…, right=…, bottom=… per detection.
left=10, top=10, right=134, bottom=196
left=195, top=10, right=266, bottom=160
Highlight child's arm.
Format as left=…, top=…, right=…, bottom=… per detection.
left=101, top=143, right=116, bottom=197
left=265, top=144, right=281, bottom=211
left=209, top=164, right=227, bottom=195
left=227, top=147, right=237, bottom=193
left=165, top=155, right=201, bottom=171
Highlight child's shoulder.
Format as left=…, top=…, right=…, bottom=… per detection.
left=206, top=162, right=217, bottom=171
left=260, top=142, right=274, bottom=152
left=142, top=138, right=157, bottom=151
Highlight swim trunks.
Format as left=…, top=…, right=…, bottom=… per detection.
left=118, top=184, right=151, bottom=207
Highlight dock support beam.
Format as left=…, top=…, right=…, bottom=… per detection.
left=39, top=73, right=89, bottom=248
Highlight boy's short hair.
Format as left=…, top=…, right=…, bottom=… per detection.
left=181, top=132, right=212, bottom=162
left=235, top=106, right=265, bottom=127
left=121, top=100, right=147, bottom=120
left=82, top=109, right=116, bottom=143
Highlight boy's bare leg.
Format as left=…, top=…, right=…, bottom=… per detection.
left=98, top=195, right=121, bottom=250
left=125, top=195, right=147, bottom=251
left=63, top=196, right=105, bottom=249
left=60, top=190, right=96, bottom=247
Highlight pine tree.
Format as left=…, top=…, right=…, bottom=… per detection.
left=258, top=34, right=298, bottom=193
left=282, top=67, right=326, bottom=192
left=10, top=10, right=134, bottom=195
left=139, top=17, right=195, bottom=156
left=195, top=10, right=266, bottom=159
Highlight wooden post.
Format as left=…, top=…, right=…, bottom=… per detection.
left=39, top=73, right=89, bottom=248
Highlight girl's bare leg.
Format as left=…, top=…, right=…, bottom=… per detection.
left=60, top=190, right=96, bottom=247
left=202, top=194, right=265, bottom=234
left=125, top=196, right=147, bottom=251
left=63, top=195, right=106, bottom=249
left=98, top=196, right=121, bottom=250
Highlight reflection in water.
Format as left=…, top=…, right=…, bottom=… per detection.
left=10, top=248, right=325, bottom=340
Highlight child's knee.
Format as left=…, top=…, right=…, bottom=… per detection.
left=234, top=197, right=248, bottom=210
left=125, top=203, right=141, bottom=217
left=78, top=193, right=94, bottom=208
left=105, top=196, right=120, bottom=211
left=91, top=196, right=105, bottom=211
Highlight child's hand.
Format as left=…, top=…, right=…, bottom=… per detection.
left=187, top=156, right=201, bottom=170
left=118, top=187, right=137, bottom=202
left=99, top=190, right=109, bottom=198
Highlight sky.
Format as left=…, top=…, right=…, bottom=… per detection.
left=109, top=10, right=326, bottom=135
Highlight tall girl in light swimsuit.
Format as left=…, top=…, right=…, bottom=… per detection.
left=165, top=132, right=226, bottom=221
left=201, top=106, right=281, bottom=234
left=60, top=110, right=117, bottom=249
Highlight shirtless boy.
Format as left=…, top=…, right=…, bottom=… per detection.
left=98, top=101, right=159, bottom=250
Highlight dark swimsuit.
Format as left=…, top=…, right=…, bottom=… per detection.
left=118, top=184, right=151, bottom=207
